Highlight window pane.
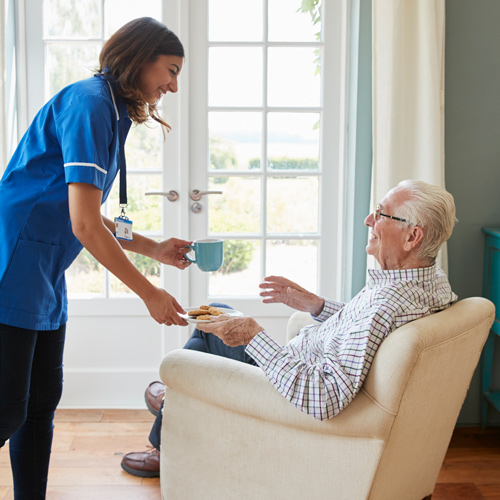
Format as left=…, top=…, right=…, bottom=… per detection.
left=267, top=176, right=319, bottom=233
left=126, top=123, right=163, bottom=170
left=208, top=240, right=261, bottom=296
left=110, top=247, right=161, bottom=296
left=46, top=43, right=101, bottom=97
left=268, top=113, right=319, bottom=171
left=104, top=0, right=162, bottom=38
left=268, top=0, right=321, bottom=42
left=66, top=249, right=105, bottom=296
left=268, top=48, right=320, bottom=107
left=44, top=0, right=101, bottom=38
left=208, top=177, right=261, bottom=234
left=266, top=240, right=318, bottom=293
left=108, top=174, right=162, bottom=232
left=209, top=48, right=262, bottom=107
left=209, top=112, right=261, bottom=171
left=209, top=0, right=262, bottom=41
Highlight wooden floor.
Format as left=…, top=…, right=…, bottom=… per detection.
left=0, top=411, right=499, bottom=499
left=0, top=409, right=160, bottom=500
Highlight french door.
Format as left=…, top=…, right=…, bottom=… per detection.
left=17, top=0, right=347, bottom=406
left=187, top=0, right=347, bottom=319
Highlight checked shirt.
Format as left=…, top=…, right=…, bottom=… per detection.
left=245, top=265, right=457, bottom=420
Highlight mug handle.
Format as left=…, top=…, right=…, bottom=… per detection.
left=184, top=244, right=196, bottom=264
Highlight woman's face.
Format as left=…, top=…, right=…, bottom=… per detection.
left=138, top=54, right=184, bottom=104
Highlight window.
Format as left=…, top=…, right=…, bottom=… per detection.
left=25, top=0, right=167, bottom=297
left=20, top=0, right=348, bottom=306
left=189, top=0, right=346, bottom=306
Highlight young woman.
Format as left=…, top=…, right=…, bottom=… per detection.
left=0, top=17, right=189, bottom=499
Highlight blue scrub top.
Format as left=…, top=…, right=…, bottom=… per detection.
left=0, top=73, right=132, bottom=330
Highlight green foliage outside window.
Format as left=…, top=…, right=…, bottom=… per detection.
left=220, top=240, right=255, bottom=274
left=248, top=157, right=318, bottom=171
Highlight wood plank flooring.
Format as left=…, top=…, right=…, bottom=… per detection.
left=433, top=427, right=500, bottom=500
left=0, top=410, right=499, bottom=499
left=0, top=409, right=160, bottom=500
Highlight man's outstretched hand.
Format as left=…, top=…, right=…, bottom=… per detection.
left=259, top=276, right=325, bottom=316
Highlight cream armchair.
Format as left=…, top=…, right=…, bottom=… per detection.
left=159, top=297, right=494, bottom=500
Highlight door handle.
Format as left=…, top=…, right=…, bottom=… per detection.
left=145, top=190, right=179, bottom=202
left=190, top=189, right=223, bottom=201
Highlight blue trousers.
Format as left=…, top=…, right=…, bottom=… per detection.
left=0, top=323, right=66, bottom=500
left=149, top=304, right=257, bottom=449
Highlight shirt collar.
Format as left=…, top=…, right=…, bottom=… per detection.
left=96, top=71, right=130, bottom=121
left=367, top=264, right=437, bottom=286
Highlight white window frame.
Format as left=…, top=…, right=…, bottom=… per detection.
left=13, top=0, right=349, bottom=318
left=188, top=0, right=349, bottom=314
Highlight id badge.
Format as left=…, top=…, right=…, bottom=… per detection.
left=114, top=216, right=133, bottom=241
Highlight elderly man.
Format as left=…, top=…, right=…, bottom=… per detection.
left=121, top=179, right=457, bottom=477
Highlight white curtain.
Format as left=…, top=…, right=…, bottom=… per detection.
left=371, top=0, right=447, bottom=269
left=0, top=0, right=7, bottom=171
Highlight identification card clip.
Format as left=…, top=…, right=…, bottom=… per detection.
left=114, top=207, right=133, bottom=241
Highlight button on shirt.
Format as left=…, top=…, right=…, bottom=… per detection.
left=246, top=265, right=457, bottom=420
left=0, top=74, right=132, bottom=330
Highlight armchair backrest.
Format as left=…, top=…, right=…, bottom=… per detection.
left=364, top=297, right=494, bottom=499
left=285, top=298, right=494, bottom=499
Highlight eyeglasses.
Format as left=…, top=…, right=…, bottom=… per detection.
left=373, top=204, right=410, bottom=224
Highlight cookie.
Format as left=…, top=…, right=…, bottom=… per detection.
left=196, top=314, right=212, bottom=321
left=188, top=309, right=207, bottom=316
left=208, top=307, right=223, bottom=316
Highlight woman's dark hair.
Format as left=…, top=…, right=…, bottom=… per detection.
left=98, top=17, right=184, bottom=130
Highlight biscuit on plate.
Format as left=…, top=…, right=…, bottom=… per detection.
left=196, top=314, right=212, bottom=321
left=208, top=306, right=223, bottom=316
left=188, top=309, right=206, bottom=316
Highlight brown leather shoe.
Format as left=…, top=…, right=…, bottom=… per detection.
left=145, top=381, right=166, bottom=416
left=121, top=448, right=160, bottom=478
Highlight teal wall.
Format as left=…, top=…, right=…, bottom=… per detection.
left=445, top=0, right=500, bottom=425
left=343, top=0, right=372, bottom=301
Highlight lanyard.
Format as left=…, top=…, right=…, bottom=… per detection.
left=119, top=139, right=127, bottom=217
left=103, top=73, right=128, bottom=218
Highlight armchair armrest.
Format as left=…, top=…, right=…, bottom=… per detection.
left=286, top=311, right=317, bottom=342
left=160, top=349, right=393, bottom=439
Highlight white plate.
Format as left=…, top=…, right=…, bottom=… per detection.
left=182, top=306, right=244, bottom=324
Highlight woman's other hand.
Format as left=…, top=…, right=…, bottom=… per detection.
left=155, top=238, right=192, bottom=270
left=143, top=287, right=189, bottom=326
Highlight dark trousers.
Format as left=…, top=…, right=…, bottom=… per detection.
left=149, top=303, right=257, bottom=450
left=0, top=323, right=66, bottom=500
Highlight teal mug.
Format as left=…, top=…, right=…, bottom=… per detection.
left=186, top=239, right=224, bottom=272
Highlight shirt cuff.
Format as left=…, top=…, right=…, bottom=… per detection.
left=245, top=330, right=282, bottom=367
left=313, top=298, right=343, bottom=322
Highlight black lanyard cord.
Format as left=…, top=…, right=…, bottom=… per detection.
left=119, top=137, right=127, bottom=218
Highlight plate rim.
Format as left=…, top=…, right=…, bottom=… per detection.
left=182, top=306, right=243, bottom=323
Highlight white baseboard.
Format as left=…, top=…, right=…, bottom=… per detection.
left=58, top=369, right=161, bottom=409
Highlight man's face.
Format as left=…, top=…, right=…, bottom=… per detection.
left=364, top=188, right=412, bottom=270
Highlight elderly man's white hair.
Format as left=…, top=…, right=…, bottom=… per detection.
left=392, top=179, right=456, bottom=264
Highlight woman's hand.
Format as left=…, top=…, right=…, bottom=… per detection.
left=259, top=276, right=325, bottom=316
left=143, top=287, right=189, bottom=326
left=155, top=238, right=192, bottom=270
left=197, top=316, right=264, bottom=346
left=68, top=184, right=189, bottom=326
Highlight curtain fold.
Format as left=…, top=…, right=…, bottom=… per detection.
left=371, top=0, right=447, bottom=269
left=1, top=0, right=7, bottom=171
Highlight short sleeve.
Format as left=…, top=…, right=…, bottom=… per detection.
left=57, top=95, right=116, bottom=191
